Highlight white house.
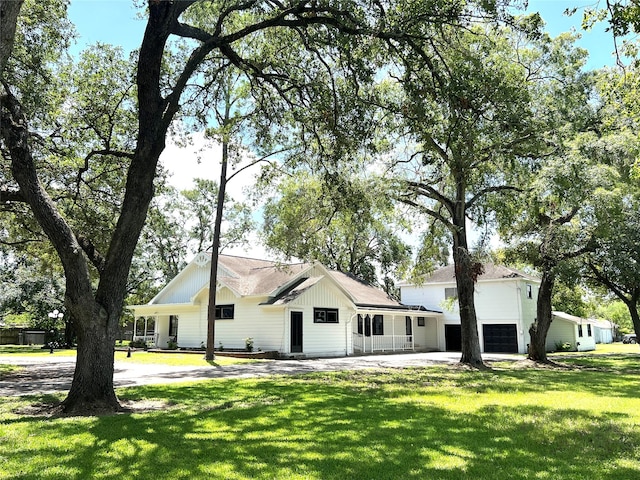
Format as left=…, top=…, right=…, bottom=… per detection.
left=128, top=253, right=441, bottom=358
left=399, top=264, right=598, bottom=354
left=399, top=264, right=540, bottom=354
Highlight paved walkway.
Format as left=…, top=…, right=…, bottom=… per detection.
left=0, top=351, right=523, bottom=397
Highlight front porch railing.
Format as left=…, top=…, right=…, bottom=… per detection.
left=132, top=335, right=155, bottom=344
left=353, top=333, right=414, bottom=353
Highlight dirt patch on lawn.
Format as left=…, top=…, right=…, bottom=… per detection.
left=15, top=398, right=172, bottom=418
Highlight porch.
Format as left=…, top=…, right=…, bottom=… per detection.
left=132, top=316, right=157, bottom=346
left=353, top=333, right=414, bottom=353
left=351, top=308, right=442, bottom=354
left=132, top=334, right=156, bottom=344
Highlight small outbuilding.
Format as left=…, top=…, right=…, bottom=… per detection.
left=592, top=319, right=616, bottom=344
left=546, top=311, right=597, bottom=352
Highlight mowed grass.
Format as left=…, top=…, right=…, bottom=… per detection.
left=0, top=345, right=262, bottom=367
left=113, top=350, right=264, bottom=367
left=0, top=345, right=76, bottom=356
left=1, top=352, right=639, bottom=480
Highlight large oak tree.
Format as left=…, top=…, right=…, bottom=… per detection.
left=0, top=0, right=520, bottom=412
left=391, top=22, right=547, bottom=366
left=0, top=0, right=385, bottom=414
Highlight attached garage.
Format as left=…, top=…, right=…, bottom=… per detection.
left=483, top=324, right=518, bottom=353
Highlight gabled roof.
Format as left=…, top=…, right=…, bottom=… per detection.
left=399, top=263, right=539, bottom=286
left=552, top=311, right=595, bottom=325
left=133, top=252, right=436, bottom=316
left=330, top=270, right=401, bottom=308
left=262, top=276, right=324, bottom=306
left=216, top=255, right=312, bottom=297
left=592, top=319, right=617, bottom=329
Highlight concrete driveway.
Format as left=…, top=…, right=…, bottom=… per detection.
left=0, top=351, right=523, bottom=397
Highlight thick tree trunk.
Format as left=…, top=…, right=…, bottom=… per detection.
left=60, top=305, right=120, bottom=414
left=528, top=269, right=555, bottom=362
left=451, top=204, right=483, bottom=367
left=64, top=314, right=76, bottom=347
left=0, top=0, right=24, bottom=75
left=622, top=293, right=640, bottom=344
left=0, top=2, right=181, bottom=414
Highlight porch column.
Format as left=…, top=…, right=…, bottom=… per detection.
left=412, top=315, right=415, bottom=351
left=144, top=317, right=148, bottom=339
left=154, top=315, right=159, bottom=346
left=392, top=315, right=395, bottom=351
left=133, top=316, right=138, bottom=340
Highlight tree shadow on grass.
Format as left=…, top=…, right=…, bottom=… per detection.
left=4, top=377, right=639, bottom=480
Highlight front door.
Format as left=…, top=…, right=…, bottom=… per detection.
left=291, top=311, right=303, bottom=353
left=445, top=324, right=462, bottom=351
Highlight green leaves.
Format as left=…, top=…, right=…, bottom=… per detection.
left=262, top=171, right=412, bottom=288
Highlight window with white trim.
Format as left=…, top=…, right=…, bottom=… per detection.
left=445, top=287, right=458, bottom=299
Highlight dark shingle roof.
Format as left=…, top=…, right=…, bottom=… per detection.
left=216, top=255, right=312, bottom=296
left=330, top=270, right=401, bottom=307
left=413, top=263, right=538, bottom=284
left=216, top=255, right=405, bottom=307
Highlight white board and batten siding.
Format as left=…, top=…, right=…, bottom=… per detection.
left=175, top=287, right=287, bottom=351
left=154, top=262, right=211, bottom=305
left=577, top=332, right=597, bottom=351
left=288, top=274, right=353, bottom=357
left=154, top=305, right=200, bottom=349
left=476, top=280, right=537, bottom=354
left=546, top=317, right=597, bottom=352
left=475, top=280, right=534, bottom=322
left=168, top=309, right=202, bottom=348
left=217, top=294, right=288, bottom=353
left=419, top=317, right=439, bottom=350
left=174, top=271, right=355, bottom=356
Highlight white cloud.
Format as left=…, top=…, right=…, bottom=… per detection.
left=159, top=132, right=271, bottom=260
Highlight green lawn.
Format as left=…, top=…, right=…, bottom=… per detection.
left=550, top=342, right=640, bottom=356
left=0, top=364, right=21, bottom=377
left=0, top=345, right=76, bottom=356
left=0, top=345, right=262, bottom=367
left=1, top=352, right=639, bottom=479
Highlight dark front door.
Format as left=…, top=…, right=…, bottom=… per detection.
left=483, top=324, right=518, bottom=353
left=445, top=324, right=462, bottom=351
left=291, top=311, right=303, bottom=353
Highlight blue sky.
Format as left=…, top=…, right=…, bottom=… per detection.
left=65, top=1, right=619, bottom=259
left=67, top=0, right=619, bottom=69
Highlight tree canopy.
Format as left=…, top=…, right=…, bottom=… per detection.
left=2, top=0, right=639, bottom=414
